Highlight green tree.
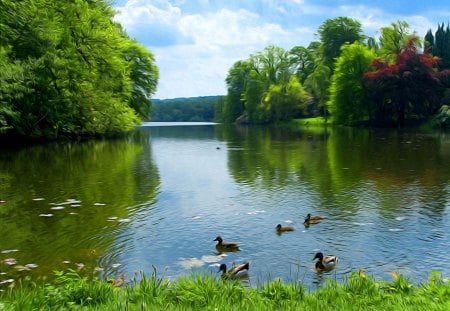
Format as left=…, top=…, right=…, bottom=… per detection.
left=0, top=0, right=158, bottom=139
left=220, top=60, right=251, bottom=123
left=317, top=17, right=364, bottom=69
left=304, top=63, right=331, bottom=117
left=328, top=42, right=376, bottom=125
left=378, top=21, right=416, bottom=63
left=428, top=23, right=450, bottom=69
left=264, top=76, right=311, bottom=121
left=240, top=46, right=292, bottom=123
left=288, top=46, right=316, bottom=83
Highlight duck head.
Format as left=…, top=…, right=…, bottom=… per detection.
left=213, top=236, right=223, bottom=243
left=218, top=263, right=227, bottom=273
left=313, top=252, right=324, bottom=261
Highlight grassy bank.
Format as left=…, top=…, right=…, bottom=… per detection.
left=1, top=269, right=449, bottom=310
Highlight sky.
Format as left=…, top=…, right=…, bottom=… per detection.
left=112, top=0, right=450, bottom=99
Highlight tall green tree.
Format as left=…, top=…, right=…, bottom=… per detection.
left=241, top=46, right=292, bottom=123
left=264, top=76, right=311, bottom=121
left=0, top=0, right=158, bottom=139
left=220, top=60, right=250, bottom=123
left=428, top=23, right=450, bottom=69
left=304, top=63, right=331, bottom=117
left=288, top=46, right=316, bottom=83
left=328, top=42, right=376, bottom=125
left=317, top=17, right=364, bottom=69
left=378, top=21, right=416, bottom=63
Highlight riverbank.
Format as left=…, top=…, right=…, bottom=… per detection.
left=1, top=269, right=448, bottom=310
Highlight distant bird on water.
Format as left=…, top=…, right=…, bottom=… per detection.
left=214, top=236, right=240, bottom=251
left=276, top=224, right=295, bottom=233
left=304, top=213, right=324, bottom=225
left=219, top=262, right=249, bottom=279
left=313, top=251, right=338, bottom=272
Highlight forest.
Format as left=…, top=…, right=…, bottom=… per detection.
left=216, top=19, right=450, bottom=128
left=0, top=0, right=158, bottom=139
left=151, top=96, right=221, bottom=122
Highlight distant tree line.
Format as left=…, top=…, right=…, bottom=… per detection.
left=216, top=18, right=450, bottom=128
left=0, top=0, right=158, bottom=139
left=151, top=96, right=222, bottom=122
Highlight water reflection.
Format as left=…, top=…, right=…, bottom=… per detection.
left=0, top=136, right=160, bottom=280
left=1, top=124, right=449, bottom=290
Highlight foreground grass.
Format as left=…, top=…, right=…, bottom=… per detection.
left=0, top=269, right=449, bottom=310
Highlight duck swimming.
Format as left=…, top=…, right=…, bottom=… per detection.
left=313, top=251, right=338, bottom=271
left=276, top=224, right=295, bottom=232
left=214, top=236, right=240, bottom=251
left=304, top=213, right=324, bottom=225
left=219, top=262, right=249, bottom=279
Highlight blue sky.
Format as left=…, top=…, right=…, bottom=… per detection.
left=112, top=0, right=450, bottom=99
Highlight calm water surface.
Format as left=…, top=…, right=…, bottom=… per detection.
left=1, top=123, right=449, bottom=289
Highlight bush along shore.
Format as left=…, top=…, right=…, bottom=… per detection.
left=0, top=268, right=449, bottom=310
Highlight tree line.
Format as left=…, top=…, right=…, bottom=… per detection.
left=0, top=0, right=158, bottom=139
left=216, top=18, right=450, bottom=128
left=151, top=96, right=221, bottom=122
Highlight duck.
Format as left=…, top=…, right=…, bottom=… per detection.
left=108, top=274, right=125, bottom=287
left=219, top=262, right=249, bottom=279
left=213, top=236, right=240, bottom=251
left=304, top=213, right=324, bottom=225
left=276, top=224, right=295, bottom=232
left=313, top=251, right=338, bottom=271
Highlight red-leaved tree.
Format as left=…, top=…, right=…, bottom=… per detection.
left=363, top=37, right=450, bottom=127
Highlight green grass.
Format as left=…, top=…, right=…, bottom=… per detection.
left=0, top=269, right=449, bottom=310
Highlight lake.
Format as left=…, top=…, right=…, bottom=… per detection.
left=1, top=123, right=449, bottom=289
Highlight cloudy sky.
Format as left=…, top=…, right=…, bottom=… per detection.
left=113, top=0, right=450, bottom=99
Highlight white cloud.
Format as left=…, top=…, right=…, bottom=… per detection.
left=113, top=0, right=442, bottom=99
left=115, top=1, right=308, bottom=98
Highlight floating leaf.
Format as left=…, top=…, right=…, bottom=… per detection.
left=0, top=279, right=14, bottom=285
left=50, top=206, right=65, bottom=210
left=24, top=263, right=38, bottom=269
left=3, top=258, right=16, bottom=266
left=67, top=199, right=81, bottom=204
left=1, top=249, right=19, bottom=254
left=14, top=265, right=31, bottom=271
left=39, top=214, right=54, bottom=217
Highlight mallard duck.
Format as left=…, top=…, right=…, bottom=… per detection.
left=219, top=262, right=249, bottom=279
left=276, top=224, right=295, bottom=232
left=313, top=252, right=338, bottom=271
left=214, top=236, right=240, bottom=250
left=108, top=274, right=125, bottom=287
left=304, top=213, right=324, bottom=225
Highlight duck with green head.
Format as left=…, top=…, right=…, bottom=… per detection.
left=219, top=262, right=249, bottom=279
left=313, top=251, right=338, bottom=271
